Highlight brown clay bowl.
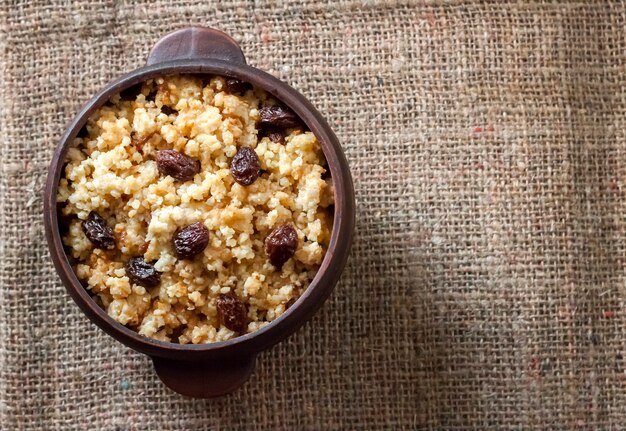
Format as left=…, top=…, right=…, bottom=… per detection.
left=43, top=27, right=355, bottom=398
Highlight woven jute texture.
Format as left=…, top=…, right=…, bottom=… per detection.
left=2, top=0, right=626, bottom=429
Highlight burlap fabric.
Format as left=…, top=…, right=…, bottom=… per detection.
left=3, top=0, right=626, bottom=429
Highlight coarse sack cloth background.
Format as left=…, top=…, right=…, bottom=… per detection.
left=1, top=0, right=625, bottom=429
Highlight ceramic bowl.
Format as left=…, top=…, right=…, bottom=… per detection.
left=43, top=27, right=355, bottom=398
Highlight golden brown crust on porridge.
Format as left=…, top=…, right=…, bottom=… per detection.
left=57, top=75, right=333, bottom=344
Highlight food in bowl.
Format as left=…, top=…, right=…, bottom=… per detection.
left=57, top=74, right=334, bottom=344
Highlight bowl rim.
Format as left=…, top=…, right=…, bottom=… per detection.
left=43, top=59, right=355, bottom=360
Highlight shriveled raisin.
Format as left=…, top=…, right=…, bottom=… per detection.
left=225, top=78, right=252, bottom=95
left=216, top=293, right=248, bottom=333
left=259, top=106, right=301, bottom=129
left=126, top=257, right=160, bottom=287
left=156, top=150, right=200, bottom=181
left=265, top=224, right=298, bottom=268
left=82, top=212, right=115, bottom=250
left=230, top=147, right=260, bottom=186
left=259, top=127, right=284, bottom=144
left=172, top=222, right=209, bottom=259
left=267, top=130, right=284, bottom=143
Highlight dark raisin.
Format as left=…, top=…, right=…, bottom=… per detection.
left=156, top=150, right=201, bottom=181
left=172, top=222, right=209, bottom=259
left=126, top=257, right=160, bottom=287
left=230, top=147, right=260, bottom=186
left=225, top=78, right=252, bottom=95
left=265, top=224, right=298, bottom=268
left=259, top=127, right=284, bottom=143
left=161, top=105, right=176, bottom=116
left=259, top=106, right=301, bottom=129
left=267, top=130, right=284, bottom=143
left=82, top=212, right=115, bottom=250
left=216, top=293, right=248, bottom=333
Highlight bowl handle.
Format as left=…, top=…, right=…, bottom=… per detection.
left=146, top=27, right=247, bottom=66
left=151, top=354, right=256, bottom=398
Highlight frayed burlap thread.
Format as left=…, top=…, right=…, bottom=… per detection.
left=2, top=1, right=626, bottom=429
